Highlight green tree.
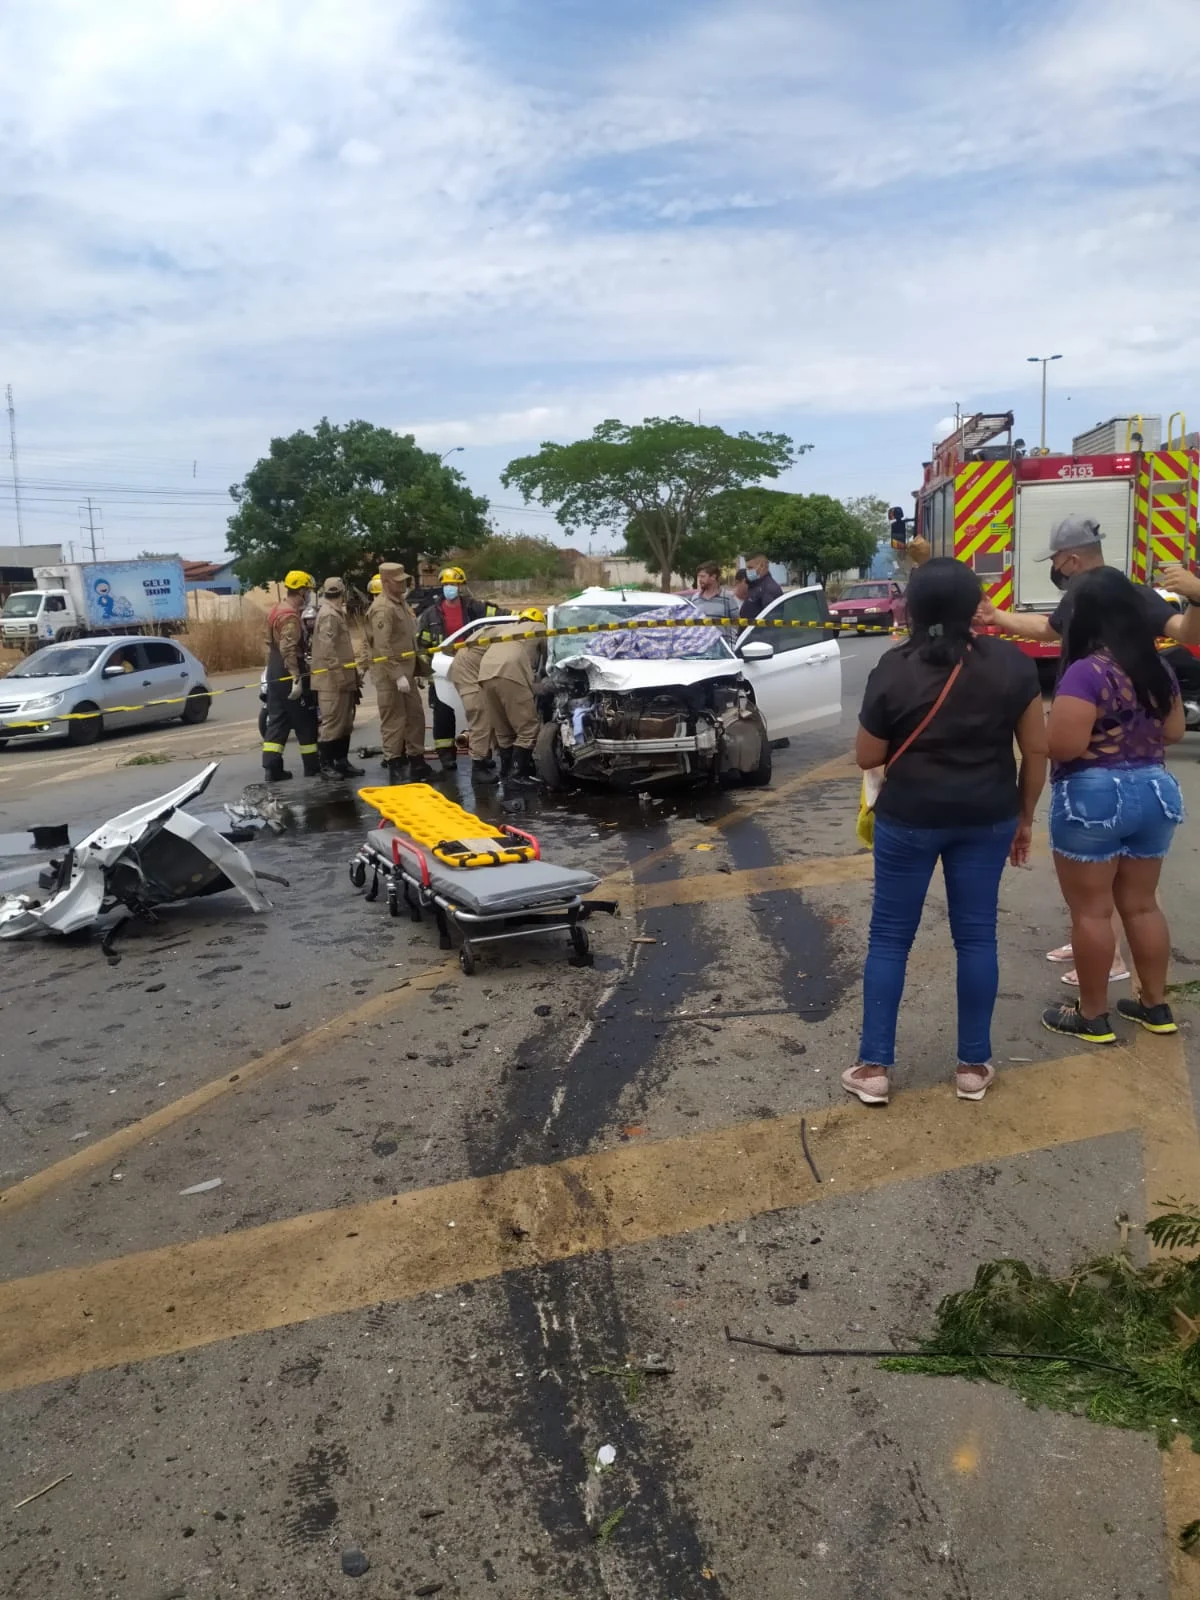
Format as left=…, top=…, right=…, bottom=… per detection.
left=457, top=533, right=564, bottom=582
left=226, top=418, right=489, bottom=589
left=762, top=494, right=878, bottom=586
left=842, top=494, right=891, bottom=549
left=502, top=416, right=807, bottom=591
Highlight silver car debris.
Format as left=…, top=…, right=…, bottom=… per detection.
left=0, top=762, right=277, bottom=953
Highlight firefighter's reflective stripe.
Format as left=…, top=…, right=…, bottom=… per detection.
left=262, top=741, right=285, bottom=754
left=298, top=743, right=319, bottom=754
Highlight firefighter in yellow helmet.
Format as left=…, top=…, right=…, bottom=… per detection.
left=368, top=574, right=382, bottom=595
left=416, top=564, right=498, bottom=770
left=477, top=606, right=546, bottom=786
left=261, top=570, right=320, bottom=781
left=358, top=563, right=432, bottom=783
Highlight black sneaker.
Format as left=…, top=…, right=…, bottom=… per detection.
left=1117, top=997, right=1178, bottom=1035
left=1041, top=1001, right=1117, bottom=1045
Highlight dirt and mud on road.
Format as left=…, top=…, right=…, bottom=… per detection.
left=2, top=639, right=1200, bottom=1599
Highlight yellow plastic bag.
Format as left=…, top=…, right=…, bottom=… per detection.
left=855, top=768, right=884, bottom=849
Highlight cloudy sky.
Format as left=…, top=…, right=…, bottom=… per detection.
left=2, top=0, right=1199, bottom=561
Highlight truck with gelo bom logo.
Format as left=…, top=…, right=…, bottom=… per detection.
left=0, top=559, right=188, bottom=652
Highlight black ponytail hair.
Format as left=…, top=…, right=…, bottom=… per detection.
left=1062, top=567, right=1175, bottom=719
left=900, top=557, right=981, bottom=668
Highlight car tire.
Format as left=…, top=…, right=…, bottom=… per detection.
left=745, top=718, right=773, bottom=787
left=180, top=687, right=211, bottom=725
left=66, top=702, right=102, bottom=746
left=534, top=722, right=569, bottom=790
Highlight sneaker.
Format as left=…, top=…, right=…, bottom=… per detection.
left=1041, top=1002, right=1117, bottom=1045
left=955, top=1063, right=996, bottom=1101
left=841, top=1064, right=889, bottom=1105
left=1117, top=997, right=1178, bottom=1036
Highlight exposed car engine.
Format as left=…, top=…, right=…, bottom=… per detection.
left=538, top=668, right=768, bottom=788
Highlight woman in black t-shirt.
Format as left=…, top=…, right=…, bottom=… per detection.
left=844, top=560, right=1048, bottom=1106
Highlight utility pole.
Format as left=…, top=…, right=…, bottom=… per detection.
left=5, top=384, right=24, bottom=545
left=82, top=497, right=99, bottom=560
left=1027, top=354, right=1062, bottom=451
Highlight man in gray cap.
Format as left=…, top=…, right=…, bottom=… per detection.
left=310, top=576, right=363, bottom=779
left=976, top=513, right=1200, bottom=652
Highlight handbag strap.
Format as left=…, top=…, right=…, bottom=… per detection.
left=886, top=658, right=964, bottom=771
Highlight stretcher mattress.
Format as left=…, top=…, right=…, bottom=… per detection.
left=366, top=830, right=599, bottom=915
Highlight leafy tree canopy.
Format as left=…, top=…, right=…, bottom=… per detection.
left=226, top=418, right=489, bottom=589
left=502, top=416, right=807, bottom=591
left=624, top=486, right=795, bottom=579
left=455, top=533, right=564, bottom=582
left=761, top=493, right=878, bottom=586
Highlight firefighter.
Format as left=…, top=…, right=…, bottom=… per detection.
left=360, top=562, right=432, bottom=783
left=311, top=576, right=363, bottom=779
left=261, top=570, right=320, bottom=782
left=368, top=574, right=382, bottom=596
left=446, top=630, right=499, bottom=785
left=477, top=607, right=546, bottom=785
left=417, top=565, right=498, bottom=769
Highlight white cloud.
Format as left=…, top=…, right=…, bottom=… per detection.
left=1, top=0, right=1199, bottom=554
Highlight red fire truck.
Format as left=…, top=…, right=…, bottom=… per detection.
left=913, top=411, right=1199, bottom=670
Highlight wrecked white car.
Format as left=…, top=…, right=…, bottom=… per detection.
left=0, top=762, right=274, bottom=950
left=431, top=587, right=841, bottom=790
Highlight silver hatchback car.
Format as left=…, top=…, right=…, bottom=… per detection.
left=0, top=636, right=212, bottom=749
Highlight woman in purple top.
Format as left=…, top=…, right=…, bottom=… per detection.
left=1043, top=567, right=1186, bottom=1044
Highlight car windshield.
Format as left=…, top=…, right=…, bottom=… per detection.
left=2, top=593, right=43, bottom=618
left=842, top=583, right=890, bottom=600
left=548, top=603, right=731, bottom=664
left=8, top=643, right=107, bottom=678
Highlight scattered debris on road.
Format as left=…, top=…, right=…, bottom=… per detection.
left=179, top=1178, right=223, bottom=1196
left=340, top=1547, right=370, bottom=1578
left=0, top=763, right=272, bottom=946
left=12, top=1473, right=72, bottom=1510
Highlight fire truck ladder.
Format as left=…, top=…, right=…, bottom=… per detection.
left=1144, top=430, right=1198, bottom=576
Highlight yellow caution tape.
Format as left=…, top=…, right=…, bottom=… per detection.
left=358, top=782, right=535, bottom=868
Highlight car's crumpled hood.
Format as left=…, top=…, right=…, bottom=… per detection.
left=554, top=653, right=742, bottom=694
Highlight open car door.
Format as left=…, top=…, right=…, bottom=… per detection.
left=430, top=615, right=519, bottom=724
left=735, top=587, right=841, bottom=738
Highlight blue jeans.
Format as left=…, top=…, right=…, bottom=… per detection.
left=1050, top=764, right=1184, bottom=863
left=860, top=815, right=1017, bottom=1069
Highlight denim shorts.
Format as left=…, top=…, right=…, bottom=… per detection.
left=1049, top=764, right=1185, bottom=863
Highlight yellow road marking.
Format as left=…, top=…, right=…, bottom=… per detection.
left=633, top=750, right=860, bottom=879
left=0, top=962, right=455, bottom=1217
left=0, top=1051, right=1137, bottom=1393
left=1131, top=1030, right=1200, bottom=1600
left=638, top=853, right=873, bottom=909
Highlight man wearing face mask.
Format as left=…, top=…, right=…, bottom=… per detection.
left=417, top=566, right=497, bottom=769
left=741, top=552, right=784, bottom=620
left=975, top=515, right=1200, bottom=658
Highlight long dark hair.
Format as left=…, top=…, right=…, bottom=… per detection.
left=901, top=558, right=981, bottom=667
left=1062, top=567, right=1175, bottom=719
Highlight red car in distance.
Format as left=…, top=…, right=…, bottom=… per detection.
left=827, top=579, right=907, bottom=634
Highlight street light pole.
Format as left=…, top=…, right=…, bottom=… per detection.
left=441, top=446, right=465, bottom=463
left=1026, top=354, right=1062, bottom=451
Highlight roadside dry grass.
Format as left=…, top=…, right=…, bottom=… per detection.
left=180, top=617, right=264, bottom=672
left=0, top=646, right=21, bottom=678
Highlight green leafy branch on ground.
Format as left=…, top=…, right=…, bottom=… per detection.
left=883, top=1206, right=1200, bottom=1451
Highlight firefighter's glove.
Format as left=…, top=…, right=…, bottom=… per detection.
left=288, top=679, right=303, bottom=701
left=394, top=674, right=410, bottom=693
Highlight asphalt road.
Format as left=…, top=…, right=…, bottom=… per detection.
left=2, top=637, right=1200, bottom=1600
